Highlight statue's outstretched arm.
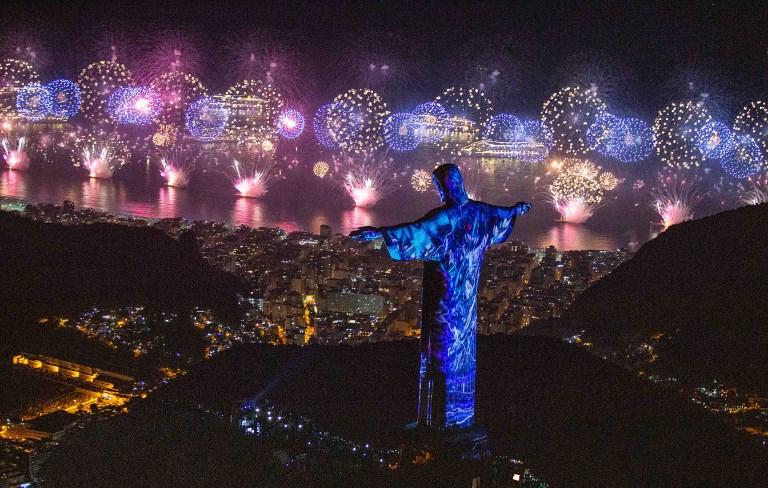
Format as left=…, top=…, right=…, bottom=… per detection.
left=349, top=226, right=382, bottom=241
left=487, top=201, right=532, bottom=245
left=349, top=207, right=445, bottom=242
left=351, top=209, right=451, bottom=262
left=504, top=201, right=532, bottom=217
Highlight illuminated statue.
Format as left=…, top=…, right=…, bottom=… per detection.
left=351, top=164, right=531, bottom=430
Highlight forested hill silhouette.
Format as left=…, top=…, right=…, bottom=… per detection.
left=534, top=203, right=768, bottom=391
left=0, top=211, right=242, bottom=318
left=43, top=337, right=768, bottom=487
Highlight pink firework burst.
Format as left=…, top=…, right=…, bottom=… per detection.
left=159, top=145, right=198, bottom=188
left=1, top=136, right=29, bottom=170
left=228, top=141, right=281, bottom=198
left=651, top=171, right=701, bottom=228
left=335, top=151, right=398, bottom=208
left=552, top=198, right=598, bottom=224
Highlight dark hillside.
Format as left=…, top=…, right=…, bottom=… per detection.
left=0, top=211, right=242, bottom=318
left=533, top=203, right=768, bottom=390
left=44, top=336, right=768, bottom=487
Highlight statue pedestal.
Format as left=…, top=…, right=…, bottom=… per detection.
left=399, top=423, right=491, bottom=467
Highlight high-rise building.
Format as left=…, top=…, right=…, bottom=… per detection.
left=28, top=448, right=54, bottom=481
left=319, top=224, right=332, bottom=238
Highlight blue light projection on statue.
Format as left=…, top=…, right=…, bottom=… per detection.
left=350, top=164, right=530, bottom=430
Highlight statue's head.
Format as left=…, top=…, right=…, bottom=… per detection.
left=432, top=163, right=469, bottom=206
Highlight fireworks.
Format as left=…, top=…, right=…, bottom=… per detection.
left=550, top=194, right=603, bottom=224
left=568, top=159, right=600, bottom=180
left=696, top=120, right=734, bottom=159
left=0, top=58, right=39, bottom=118
left=565, top=55, right=627, bottom=111
left=435, top=86, right=492, bottom=127
left=411, top=101, right=452, bottom=144
left=720, top=134, right=764, bottom=179
left=329, top=88, right=389, bottom=154
left=541, top=86, right=607, bottom=156
left=739, top=178, right=768, bottom=206
left=93, top=31, right=133, bottom=64
left=337, top=34, right=414, bottom=95
left=185, top=97, right=229, bottom=142
left=431, top=87, right=491, bottom=154
left=598, top=171, right=619, bottom=191
left=652, top=172, right=700, bottom=228
left=346, top=177, right=379, bottom=207
left=15, top=83, right=52, bottom=121
left=520, top=119, right=555, bottom=150
left=221, top=79, right=285, bottom=143
left=483, top=114, right=523, bottom=142
left=667, top=66, right=735, bottom=121
left=107, top=86, right=162, bottom=125
left=76, top=131, right=130, bottom=179
left=224, top=34, right=305, bottom=101
left=46, top=79, right=81, bottom=119
left=225, top=80, right=284, bottom=120
left=276, top=109, right=305, bottom=139
left=548, top=158, right=608, bottom=223
left=139, top=30, right=204, bottom=82
left=411, top=169, right=432, bottom=192
left=230, top=143, right=280, bottom=198
left=159, top=145, right=198, bottom=188
left=382, top=112, right=421, bottom=152
left=153, top=124, right=177, bottom=147
left=652, top=101, right=711, bottom=169
left=733, top=101, right=768, bottom=157
left=336, top=152, right=397, bottom=207
left=150, top=71, right=207, bottom=127
left=586, top=113, right=654, bottom=163
left=1, top=25, right=47, bottom=69
left=615, top=118, right=655, bottom=163
left=313, top=103, right=343, bottom=149
left=453, top=39, right=520, bottom=110
left=412, top=101, right=449, bottom=120
left=0, top=58, right=38, bottom=87
left=1, top=136, right=29, bottom=170
left=313, top=161, right=330, bottom=178
left=15, top=80, right=82, bottom=121
left=586, top=113, right=625, bottom=157
left=77, top=61, right=134, bottom=123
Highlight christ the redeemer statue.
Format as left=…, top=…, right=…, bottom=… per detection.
left=351, top=163, right=531, bottom=431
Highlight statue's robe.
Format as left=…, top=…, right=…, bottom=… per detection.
left=381, top=200, right=517, bottom=429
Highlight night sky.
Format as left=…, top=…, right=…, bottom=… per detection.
left=6, top=0, right=768, bottom=116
